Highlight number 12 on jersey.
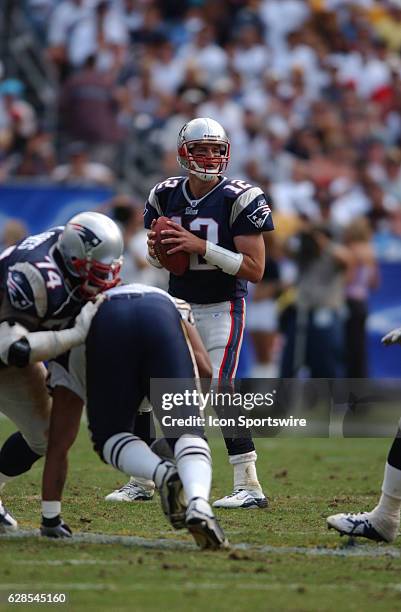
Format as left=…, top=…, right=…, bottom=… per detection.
left=171, top=216, right=218, bottom=270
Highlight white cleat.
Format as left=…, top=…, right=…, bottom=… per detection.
left=327, top=511, right=399, bottom=543
left=186, top=497, right=229, bottom=550
left=0, top=501, right=18, bottom=533
left=213, top=489, right=268, bottom=509
left=105, top=480, right=154, bottom=502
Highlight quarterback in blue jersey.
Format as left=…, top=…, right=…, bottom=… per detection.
left=0, top=211, right=123, bottom=532
left=145, top=117, right=274, bottom=509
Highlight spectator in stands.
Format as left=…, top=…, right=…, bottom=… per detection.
left=58, top=54, right=125, bottom=167
left=247, top=234, right=282, bottom=378
left=0, top=79, right=37, bottom=152
left=14, top=128, right=56, bottom=178
left=280, top=221, right=353, bottom=378
left=68, top=0, right=129, bottom=72
left=344, top=217, right=379, bottom=378
left=101, top=194, right=167, bottom=288
left=52, top=141, right=114, bottom=186
left=47, top=0, right=93, bottom=80
left=0, top=219, right=28, bottom=251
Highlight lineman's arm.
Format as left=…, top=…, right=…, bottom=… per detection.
left=182, top=319, right=212, bottom=380
left=0, top=298, right=103, bottom=367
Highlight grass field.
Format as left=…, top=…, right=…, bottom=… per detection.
left=0, top=418, right=400, bottom=612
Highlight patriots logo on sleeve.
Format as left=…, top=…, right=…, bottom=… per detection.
left=247, top=199, right=272, bottom=229
left=70, top=224, right=102, bottom=249
left=7, top=270, right=34, bottom=310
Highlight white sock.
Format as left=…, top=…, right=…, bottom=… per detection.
left=373, top=462, right=401, bottom=521
left=369, top=462, right=401, bottom=541
left=229, top=451, right=262, bottom=492
left=175, top=435, right=212, bottom=502
left=42, top=501, right=61, bottom=519
left=103, top=433, right=162, bottom=482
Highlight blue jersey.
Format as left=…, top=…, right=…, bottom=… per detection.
left=0, top=228, right=83, bottom=331
left=144, top=176, right=274, bottom=303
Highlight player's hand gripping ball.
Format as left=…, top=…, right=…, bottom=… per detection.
left=153, top=216, right=189, bottom=276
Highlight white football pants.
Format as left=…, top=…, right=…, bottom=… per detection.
left=0, top=363, right=51, bottom=455
left=190, top=299, right=246, bottom=380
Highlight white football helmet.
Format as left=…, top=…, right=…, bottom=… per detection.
left=177, top=117, right=230, bottom=182
left=57, top=211, right=123, bottom=298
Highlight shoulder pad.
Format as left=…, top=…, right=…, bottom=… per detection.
left=155, top=177, right=185, bottom=193
left=245, top=198, right=272, bottom=230
left=7, top=268, right=36, bottom=312
left=147, top=184, right=162, bottom=216
left=227, top=184, right=266, bottom=227
left=223, top=179, right=259, bottom=200
left=16, top=229, right=60, bottom=251
left=7, top=263, right=47, bottom=316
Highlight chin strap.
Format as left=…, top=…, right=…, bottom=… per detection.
left=190, top=169, right=217, bottom=182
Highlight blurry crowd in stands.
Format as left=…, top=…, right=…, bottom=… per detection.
left=2, top=0, right=401, bottom=377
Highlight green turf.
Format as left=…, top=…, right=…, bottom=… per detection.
left=0, top=419, right=400, bottom=612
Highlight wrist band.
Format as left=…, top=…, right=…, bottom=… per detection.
left=204, top=241, right=243, bottom=275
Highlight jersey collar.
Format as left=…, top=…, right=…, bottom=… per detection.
left=182, top=176, right=227, bottom=207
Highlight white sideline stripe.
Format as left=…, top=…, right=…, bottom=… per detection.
left=1, top=529, right=400, bottom=558
left=1, top=583, right=401, bottom=592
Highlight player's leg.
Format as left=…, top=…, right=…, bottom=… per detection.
left=104, top=398, right=156, bottom=502
left=327, top=429, right=401, bottom=542
left=143, top=295, right=228, bottom=548
left=0, top=364, right=51, bottom=531
left=192, top=299, right=267, bottom=509
left=84, top=296, right=196, bottom=536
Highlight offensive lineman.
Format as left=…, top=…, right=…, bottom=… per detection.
left=144, top=117, right=274, bottom=508
left=41, top=284, right=228, bottom=550
left=0, top=212, right=123, bottom=531
left=326, top=326, right=401, bottom=543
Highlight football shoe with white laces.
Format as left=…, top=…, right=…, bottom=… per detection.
left=213, top=489, right=268, bottom=509
left=105, top=479, right=155, bottom=502
left=327, top=511, right=399, bottom=543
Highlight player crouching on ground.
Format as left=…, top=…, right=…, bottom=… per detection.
left=42, top=284, right=228, bottom=550
left=327, top=326, right=401, bottom=543
left=0, top=212, right=123, bottom=532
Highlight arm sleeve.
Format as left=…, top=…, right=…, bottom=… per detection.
left=144, top=185, right=162, bottom=229
left=230, top=189, right=274, bottom=236
left=6, top=263, right=47, bottom=319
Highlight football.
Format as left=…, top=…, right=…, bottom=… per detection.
left=153, top=216, right=190, bottom=276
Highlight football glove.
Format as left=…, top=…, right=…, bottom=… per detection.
left=40, top=515, right=72, bottom=538
left=381, top=327, right=401, bottom=346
